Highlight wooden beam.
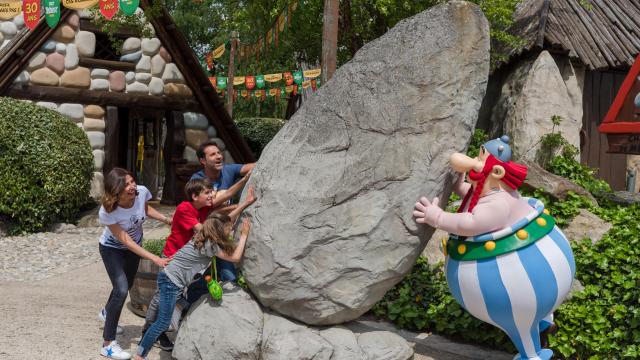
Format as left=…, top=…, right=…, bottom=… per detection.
left=7, top=85, right=202, bottom=111
left=79, top=58, right=136, bottom=72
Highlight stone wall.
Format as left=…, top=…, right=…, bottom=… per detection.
left=182, top=111, right=234, bottom=165
left=1, top=10, right=233, bottom=199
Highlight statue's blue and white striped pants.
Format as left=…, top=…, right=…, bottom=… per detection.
left=445, top=227, right=575, bottom=360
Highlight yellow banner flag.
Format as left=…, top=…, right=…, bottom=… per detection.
left=303, top=69, right=321, bottom=79
left=212, top=43, right=225, bottom=59
left=266, top=29, right=272, bottom=44
left=0, top=1, right=21, bottom=19
left=241, top=90, right=248, bottom=98
left=269, top=88, right=278, bottom=97
left=264, top=73, right=282, bottom=82
left=62, top=0, right=98, bottom=9
left=278, top=14, right=285, bottom=32
left=302, top=80, right=311, bottom=89
left=233, top=76, right=245, bottom=86
left=254, top=90, right=263, bottom=98
left=285, top=85, right=294, bottom=93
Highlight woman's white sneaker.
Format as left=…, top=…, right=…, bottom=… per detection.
left=100, top=341, right=131, bottom=359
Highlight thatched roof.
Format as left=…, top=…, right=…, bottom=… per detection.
left=500, top=0, right=640, bottom=70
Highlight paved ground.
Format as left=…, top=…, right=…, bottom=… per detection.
left=0, top=202, right=512, bottom=360
left=0, top=261, right=172, bottom=360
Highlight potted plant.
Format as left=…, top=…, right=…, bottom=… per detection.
left=129, top=238, right=165, bottom=317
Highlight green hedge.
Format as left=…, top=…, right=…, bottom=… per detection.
left=234, top=117, right=285, bottom=158
left=0, top=97, right=94, bottom=234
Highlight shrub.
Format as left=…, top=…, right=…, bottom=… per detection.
left=234, top=117, right=285, bottom=158
left=142, top=238, right=166, bottom=257
left=0, top=97, right=94, bottom=234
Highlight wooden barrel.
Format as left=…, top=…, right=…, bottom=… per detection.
left=129, top=258, right=160, bottom=318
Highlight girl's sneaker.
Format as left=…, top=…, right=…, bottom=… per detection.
left=99, top=308, right=124, bottom=335
left=100, top=340, right=131, bottom=359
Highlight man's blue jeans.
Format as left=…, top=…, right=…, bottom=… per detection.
left=216, top=257, right=237, bottom=282
left=137, top=271, right=181, bottom=358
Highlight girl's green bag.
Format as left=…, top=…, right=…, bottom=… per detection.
left=207, top=257, right=223, bottom=300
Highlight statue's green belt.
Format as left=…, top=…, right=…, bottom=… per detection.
left=446, top=212, right=556, bottom=261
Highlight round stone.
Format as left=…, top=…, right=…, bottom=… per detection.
left=56, top=43, right=67, bottom=54
left=41, top=40, right=57, bottom=53
left=536, top=218, right=547, bottom=227
left=122, top=37, right=141, bottom=54
left=484, top=241, right=496, bottom=251
left=0, top=22, right=17, bottom=37
left=75, top=31, right=96, bottom=57
left=516, top=229, right=528, bottom=240
left=457, top=244, right=466, bottom=255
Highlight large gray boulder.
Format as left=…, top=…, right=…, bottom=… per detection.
left=172, top=284, right=263, bottom=360
left=489, top=51, right=583, bottom=162
left=241, top=0, right=490, bottom=325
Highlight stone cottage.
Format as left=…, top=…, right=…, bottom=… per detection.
left=0, top=0, right=254, bottom=204
left=479, top=0, right=640, bottom=190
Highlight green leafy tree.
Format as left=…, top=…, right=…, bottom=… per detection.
left=162, top=0, right=524, bottom=120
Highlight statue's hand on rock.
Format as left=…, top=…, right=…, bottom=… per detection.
left=413, top=196, right=443, bottom=228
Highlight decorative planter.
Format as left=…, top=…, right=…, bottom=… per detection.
left=129, top=258, right=160, bottom=317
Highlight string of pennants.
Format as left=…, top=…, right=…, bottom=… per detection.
left=204, top=0, right=300, bottom=69
left=209, top=68, right=321, bottom=101
left=0, top=0, right=140, bottom=31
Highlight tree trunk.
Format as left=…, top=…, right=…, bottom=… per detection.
left=321, top=0, right=339, bottom=84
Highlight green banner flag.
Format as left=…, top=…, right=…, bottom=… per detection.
left=293, top=71, right=303, bottom=85
left=44, top=0, right=61, bottom=28
left=255, top=75, right=265, bottom=89
left=216, top=77, right=227, bottom=90
left=119, top=0, right=138, bottom=15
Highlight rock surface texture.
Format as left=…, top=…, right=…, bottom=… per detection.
left=241, top=0, right=490, bottom=325
left=172, top=284, right=263, bottom=360
left=172, top=284, right=414, bottom=360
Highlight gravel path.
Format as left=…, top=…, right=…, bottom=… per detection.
left=0, top=203, right=482, bottom=360
left=0, top=203, right=174, bottom=282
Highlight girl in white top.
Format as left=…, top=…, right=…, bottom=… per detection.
left=98, top=167, right=171, bottom=360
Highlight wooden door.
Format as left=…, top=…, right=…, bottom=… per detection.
left=581, top=70, right=628, bottom=190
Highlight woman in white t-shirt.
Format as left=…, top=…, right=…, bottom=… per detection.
left=98, top=167, right=172, bottom=360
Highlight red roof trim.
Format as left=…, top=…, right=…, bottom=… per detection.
left=599, top=122, right=640, bottom=133
left=598, top=53, right=640, bottom=133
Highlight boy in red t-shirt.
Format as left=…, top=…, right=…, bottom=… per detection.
left=164, top=176, right=254, bottom=257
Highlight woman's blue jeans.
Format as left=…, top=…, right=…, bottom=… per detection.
left=137, top=271, right=181, bottom=358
